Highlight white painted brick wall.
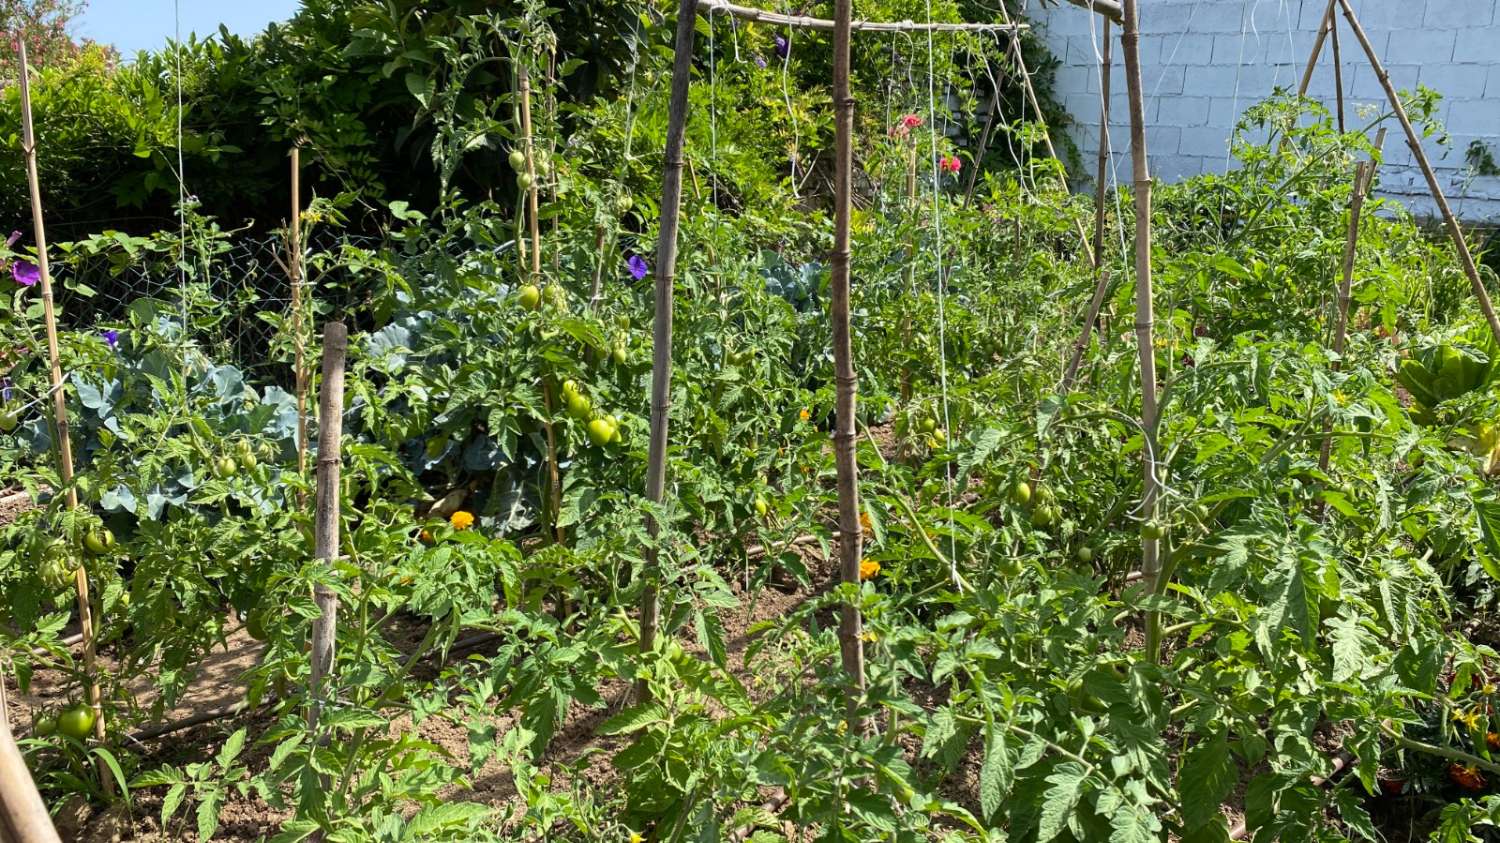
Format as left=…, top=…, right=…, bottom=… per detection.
left=1027, top=0, right=1500, bottom=221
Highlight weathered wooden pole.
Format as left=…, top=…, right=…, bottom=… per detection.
left=307, top=321, right=347, bottom=733
left=1118, top=0, right=1164, bottom=658
left=1298, top=0, right=1337, bottom=98
left=1335, top=0, right=1500, bottom=348
left=17, top=42, right=105, bottom=754
left=831, top=0, right=867, bottom=727
left=0, top=719, right=61, bottom=843
left=637, top=0, right=699, bottom=704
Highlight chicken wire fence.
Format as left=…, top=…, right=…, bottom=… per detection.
left=50, top=228, right=377, bottom=380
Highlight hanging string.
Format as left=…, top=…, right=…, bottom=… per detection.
left=174, top=0, right=188, bottom=344
left=778, top=3, right=801, bottom=198
left=920, top=6, right=962, bottom=590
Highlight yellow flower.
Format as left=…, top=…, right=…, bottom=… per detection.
left=1333, top=390, right=1348, bottom=406
left=1455, top=707, right=1483, bottom=730
left=450, top=510, right=475, bottom=530
left=629, top=834, right=644, bottom=843
left=860, top=630, right=878, bottom=643
left=859, top=559, right=881, bottom=581
left=799, top=408, right=811, bottom=422
left=860, top=511, right=873, bottom=532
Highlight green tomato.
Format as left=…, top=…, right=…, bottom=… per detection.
left=566, top=392, right=592, bottom=420
left=518, top=285, right=542, bottom=311
left=57, top=704, right=95, bottom=740
left=0, top=411, right=17, bottom=432
left=754, top=496, right=769, bottom=518
left=1075, top=546, right=1094, bottom=564
left=616, top=194, right=634, bottom=214
left=615, top=314, right=631, bottom=331
left=213, top=456, right=238, bottom=479
left=587, top=418, right=617, bottom=447
left=997, top=557, right=1024, bottom=577
left=1031, top=506, right=1056, bottom=528
left=561, top=379, right=579, bottom=397
left=1009, top=481, right=1032, bottom=506
left=517, top=172, right=535, bottom=191
left=919, top=416, right=937, bottom=433
left=82, top=529, right=114, bottom=556
left=33, top=714, right=57, bottom=737
left=508, top=149, right=527, bottom=171
left=236, top=440, right=259, bottom=469
left=1140, top=521, right=1166, bottom=540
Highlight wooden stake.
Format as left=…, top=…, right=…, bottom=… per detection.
left=831, top=0, right=867, bottom=729
left=1061, top=20, right=1115, bottom=393
left=1298, top=0, right=1337, bottom=98
left=16, top=42, right=105, bottom=758
left=517, top=59, right=564, bottom=545
left=0, top=719, right=60, bottom=843
left=1335, top=0, right=1500, bottom=348
left=290, top=146, right=309, bottom=490
left=637, top=0, right=699, bottom=704
left=998, top=4, right=1096, bottom=266
left=961, top=74, right=1002, bottom=207
left=1319, top=129, right=1385, bottom=477
left=1318, top=161, right=1373, bottom=474
left=1118, top=1, right=1164, bottom=658
left=1062, top=0, right=1125, bottom=24
left=307, top=321, right=347, bottom=733
left=1329, top=8, right=1345, bottom=132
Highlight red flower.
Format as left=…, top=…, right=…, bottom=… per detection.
left=940, top=155, right=962, bottom=175
left=889, top=113, right=924, bottom=138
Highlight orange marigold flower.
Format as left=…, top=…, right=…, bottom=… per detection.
left=859, top=559, right=881, bottom=581
left=799, top=408, right=811, bottom=422
left=450, top=510, right=475, bottom=530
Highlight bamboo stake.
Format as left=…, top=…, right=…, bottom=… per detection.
left=290, top=146, right=309, bottom=492
left=1063, top=0, right=1124, bottom=25
left=307, top=321, right=347, bottom=734
left=998, top=4, right=1096, bottom=266
left=637, top=0, right=699, bottom=704
left=1329, top=9, right=1345, bottom=132
left=0, top=719, right=60, bottom=843
left=1318, top=161, right=1373, bottom=475
left=1297, top=0, right=1336, bottom=98
left=1118, top=1, right=1164, bottom=658
left=830, top=0, right=867, bottom=729
left=961, top=74, right=1001, bottom=207
left=1092, top=20, right=1113, bottom=267
left=1060, top=20, right=1115, bottom=393
left=695, top=0, right=1027, bottom=32
left=1335, top=0, right=1500, bottom=348
left=16, top=43, right=105, bottom=759
left=517, top=59, right=564, bottom=546
left=1062, top=272, right=1112, bottom=392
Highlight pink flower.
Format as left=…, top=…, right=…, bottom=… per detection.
left=940, top=155, right=962, bottom=175
left=889, top=114, right=924, bottom=139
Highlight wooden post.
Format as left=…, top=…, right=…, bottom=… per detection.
left=1319, top=129, right=1385, bottom=475
left=831, top=0, right=867, bottom=728
left=16, top=43, right=104, bottom=755
left=0, top=720, right=61, bottom=843
left=1335, top=0, right=1500, bottom=349
left=1118, top=1, right=1164, bottom=658
left=1061, top=19, right=1115, bottom=393
left=637, top=0, right=699, bottom=704
left=307, top=321, right=347, bottom=733
left=962, top=75, right=1002, bottom=206
left=1329, top=9, right=1345, bottom=132
left=290, top=146, right=309, bottom=490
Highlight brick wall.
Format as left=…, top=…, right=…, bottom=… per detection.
left=1027, top=0, right=1500, bottom=221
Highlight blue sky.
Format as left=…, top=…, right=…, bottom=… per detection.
left=75, top=0, right=302, bottom=59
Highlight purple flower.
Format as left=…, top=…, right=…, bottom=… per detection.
left=774, top=35, right=789, bottom=59
left=627, top=254, right=650, bottom=281
left=755, top=54, right=767, bottom=69
left=1, top=378, right=11, bottom=402
left=5, top=231, right=20, bottom=248
left=11, top=260, right=38, bottom=287
left=101, top=329, right=120, bottom=349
